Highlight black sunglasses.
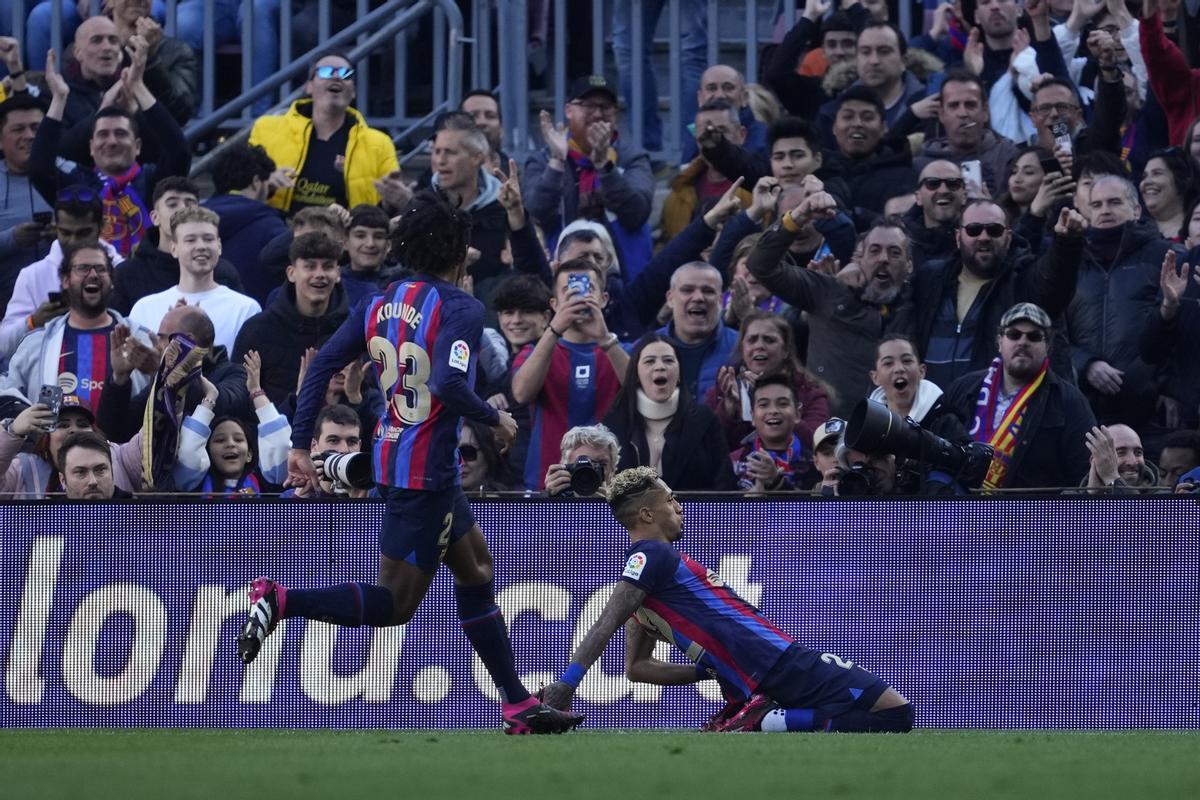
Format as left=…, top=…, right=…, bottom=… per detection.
left=1002, top=328, right=1046, bottom=343
left=962, top=222, right=1007, bottom=238
left=920, top=177, right=965, bottom=191
left=459, top=444, right=480, bottom=462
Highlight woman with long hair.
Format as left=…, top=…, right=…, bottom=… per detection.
left=603, top=334, right=735, bottom=490
left=1139, top=147, right=1195, bottom=241
left=459, top=417, right=519, bottom=493
left=705, top=309, right=831, bottom=448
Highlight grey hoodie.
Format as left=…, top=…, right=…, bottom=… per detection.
left=0, top=159, right=52, bottom=314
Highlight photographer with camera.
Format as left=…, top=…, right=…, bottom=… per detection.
left=282, top=403, right=371, bottom=499
left=544, top=424, right=620, bottom=498
left=817, top=438, right=899, bottom=497
left=941, top=302, right=1096, bottom=492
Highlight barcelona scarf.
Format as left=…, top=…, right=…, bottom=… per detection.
left=98, top=163, right=150, bottom=256
left=141, top=333, right=207, bottom=491
left=200, top=471, right=262, bottom=499
left=567, top=136, right=618, bottom=220
left=738, top=434, right=807, bottom=490
left=969, top=356, right=1049, bottom=491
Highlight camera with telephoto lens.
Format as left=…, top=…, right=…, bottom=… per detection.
left=318, top=450, right=374, bottom=492
left=564, top=456, right=604, bottom=496
left=843, top=399, right=994, bottom=493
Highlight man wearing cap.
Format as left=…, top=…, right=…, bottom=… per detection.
left=249, top=51, right=405, bottom=217
left=524, top=75, right=655, bottom=279
left=941, top=302, right=1096, bottom=492
left=907, top=199, right=1088, bottom=391
left=809, top=417, right=846, bottom=495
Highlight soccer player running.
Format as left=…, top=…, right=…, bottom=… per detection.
left=237, top=190, right=582, bottom=735
left=541, top=467, right=914, bottom=733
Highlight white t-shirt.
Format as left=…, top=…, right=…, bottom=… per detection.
left=129, top=285, right=262, bottom=354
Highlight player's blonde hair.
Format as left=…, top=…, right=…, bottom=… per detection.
left=607, top=466, right=664, bottom=527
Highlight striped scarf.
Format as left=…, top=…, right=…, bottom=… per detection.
left=98, top=163, right=150, bottom=256
left=969, top=356, right=1049, bottom=491
left=141, top=334, right=206, bottom=491
left=567, top=136, right=618, bottom=219
left=200, top=471, right=262, bottom=499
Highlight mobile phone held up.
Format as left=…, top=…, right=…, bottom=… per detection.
left=38, top=384, right=63, bottom=424
left=566, top=273, right=593, bottom=317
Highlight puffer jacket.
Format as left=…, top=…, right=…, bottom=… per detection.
left=249, top=100, right=400, bottom=214
left=1066, top=220, right=1179, bottom=426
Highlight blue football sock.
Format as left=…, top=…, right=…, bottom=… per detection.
left=455, top=580, right=530, bottom=704
left=284, top=583, right=395, bottom=627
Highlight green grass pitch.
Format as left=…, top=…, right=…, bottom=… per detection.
left=2, top=729, right=1198, bottom=800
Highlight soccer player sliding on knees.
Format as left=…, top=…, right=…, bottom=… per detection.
left=541, top=467, right=914, bottom=733
left=236, top=190, right=582, bottom=735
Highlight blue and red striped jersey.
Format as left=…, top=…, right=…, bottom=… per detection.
left=58, top=322, right=115, bottom=414
left=621, top=539, right=793, bottom=698
left=290, top=274, right=500, bottom=490
left=512, top=340, right=621, bottom=489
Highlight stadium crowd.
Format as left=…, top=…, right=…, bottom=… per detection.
left=2, top=0, right=1200, bottom=499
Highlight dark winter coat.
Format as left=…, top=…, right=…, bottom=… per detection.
left=903, top=232, right=1085, bottom=383
left=1066, top=220, right=1178, bottom=426
left=232, top=281, right=350, bottom=407
left=603, top=398, right=736, bottom=491
left=942, top=368, right=1097, bottom=491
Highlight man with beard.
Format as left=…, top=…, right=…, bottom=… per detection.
left=748, top=199, right=912, bottom=418
left=942, top=302, right=1096, bottom=491
left=0, top=189, right=120, bottom=361
left=57, top=430, right=133, bottom=500
left=233, top=232, right=348, bottom=408
left=903, top=160, right=968, bottom=268
left=30, top=48, right=190, bottom=258
left=909, top=199, right=1088, bottom=391
left=0, top=240, right=154, bottom=413
left=1081, top=423, right=1159, bottom=492
left=128, top=207, right=260, bottom=355
left=1066, top=175, right=1177, bottom=431
left=912, top=71, right=1021, bottom=196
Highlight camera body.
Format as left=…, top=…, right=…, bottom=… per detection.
left=564, top=456, right=604, bottom=496
left=835, top=463, right=877, bottom=497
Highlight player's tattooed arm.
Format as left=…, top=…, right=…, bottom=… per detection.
left=543, top=583, right=648, bottom=709
left=573, top=583, right=648, bottom=668
left=624, top=619, right=701, bottom=686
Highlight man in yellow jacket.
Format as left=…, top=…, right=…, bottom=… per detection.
left=249, top=51, right=405, bottom=217
left=660, top=101, right=752, bottom=243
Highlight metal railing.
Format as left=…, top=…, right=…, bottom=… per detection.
left=479, top=0, right=914, bottom=161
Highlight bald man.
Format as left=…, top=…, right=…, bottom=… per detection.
left=54, top=11, right=196, bottom=166
left=1083, top=423, right=1159, bottom=493
left=680, top=64, right=768, bottom=164
left=95, top=303, right=252, bottom=443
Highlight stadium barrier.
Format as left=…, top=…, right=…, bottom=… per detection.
left=2, top=498, right=1197, bottom=729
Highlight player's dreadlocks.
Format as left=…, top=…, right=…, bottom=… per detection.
left=607, top=466, right=664, bottom=527
left=389, top=188, right=473, bottom=279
